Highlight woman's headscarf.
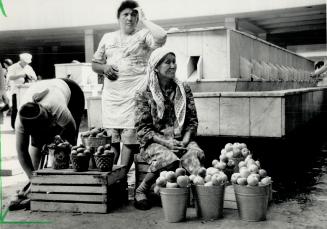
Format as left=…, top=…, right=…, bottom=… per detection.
left=147, top=47, right=187, bottom=132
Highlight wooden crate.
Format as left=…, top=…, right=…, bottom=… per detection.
left=224, top=184, right=237, bottom=210
left=30, top=165, right=127, bottom=213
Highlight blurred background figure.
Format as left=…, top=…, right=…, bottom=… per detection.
left=7, top=53, right=37, bottom=129
left=311, top=60, right=327, bottom=86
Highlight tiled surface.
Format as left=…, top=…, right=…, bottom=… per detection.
left=250, top=97, right=282, bottom=137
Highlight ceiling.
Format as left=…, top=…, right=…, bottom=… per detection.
left=0, top=4, right=325, bottom=58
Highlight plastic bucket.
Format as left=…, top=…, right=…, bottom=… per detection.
left=160, top=187, right=189, bottom=223
left=194, top=185, right=225, bottom=220
left=233, top=184, right=269, bottom=221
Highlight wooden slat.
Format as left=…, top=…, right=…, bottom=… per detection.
left=224, top=200, right=238, bottom=210
left=31, top=174, right=107, bottom=185
left=34, top=165, right=125, bottom=175
left=31, top=201, right=107, bottom=213
left=31, top=185, right=107, bottom=194
left=30, top=193, right=106, bottom=203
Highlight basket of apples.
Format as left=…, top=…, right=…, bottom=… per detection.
left=80, top=127, right=111, bottom=148
left=47, top=135, right=72, bottom=170
left=94, top=145, right=114, bottom=172
left=154, top=168, right=191, bottom=223
left=70, top=144, right=92, bottom=172
left=231, top=155, right=272, bottom=222
left=190, top=166, right=228, bottom=220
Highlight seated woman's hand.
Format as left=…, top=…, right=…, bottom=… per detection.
left=164, top=139, right=187, bottom=156
left=103, top=64, right=119, bottom=80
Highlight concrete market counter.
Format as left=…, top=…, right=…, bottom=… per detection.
left=87, top=87, right=327, bottom=138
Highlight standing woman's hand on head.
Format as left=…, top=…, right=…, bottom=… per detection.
left=134, top=7, right=147, bottom=23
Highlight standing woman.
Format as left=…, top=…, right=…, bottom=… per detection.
left=92, top=0, right=167, bottom=173
left=134, top=48, right=205, bottom=210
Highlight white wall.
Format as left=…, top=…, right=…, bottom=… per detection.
left=0, top=0, right=324, bottom=31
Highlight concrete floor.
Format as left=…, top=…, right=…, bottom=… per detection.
left=2, top=115, right=327, bottom=229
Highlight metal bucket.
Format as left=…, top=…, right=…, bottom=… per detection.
left=194, top=184, right=225, bottom=220
left=233, top=184, right=269, bottom=221
left=160, top=187, right=189, bottom=223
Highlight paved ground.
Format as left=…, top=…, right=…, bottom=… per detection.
left=1, top=115, right=327, bottom=229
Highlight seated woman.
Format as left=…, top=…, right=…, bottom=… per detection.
left=134, top=48, right=205, bottom=210
left=9, top=78, right=85, bottom=210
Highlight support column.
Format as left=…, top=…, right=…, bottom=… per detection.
left=225, top=17, right=238, bottom=30
left=84, top=29, right=94, bottom=63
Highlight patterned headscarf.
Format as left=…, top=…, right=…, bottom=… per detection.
left=147, top=47, right=187, bottom=132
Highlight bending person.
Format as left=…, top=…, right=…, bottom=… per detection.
left=134, top=48, right=205, bottom=210
left=9, top=78, right=84, bottom=210
left=92, top=0, right=167, bottom=174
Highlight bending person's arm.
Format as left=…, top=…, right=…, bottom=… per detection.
left=16, top=131, right=35, bottom=179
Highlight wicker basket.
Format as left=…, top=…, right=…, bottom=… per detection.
left=81, top=136, right=111, bottom=148
left=94, top=153, right=114, bottom=172
left=71, top=154, right=91, bottom=172
left=52, top=149, right=70, bottom=170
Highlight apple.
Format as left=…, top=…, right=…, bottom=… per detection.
left=215, top=161, right=226, bottom=170
left=221, top=149, right=227, bottom=155
left=205, top=175, right=212, bottom=182
left=211, top=175, right=222, bottom=186
left=97, top=146, right=104, bottom=154
left=238, top=161, right=246, bottom=168
left=261, top=176, right=272, bottom=185
left=255, top=160, right=261, bottom=168
left=204, top=181, right=213, bottom=186
left=189, top=174, right=196, bottom=182
left=177, top=175, right=190, bottom=188
left=197, top=167, right=207, bottom=178
left=166, top=171, right=177, bottom=183
left=241, top=148, right=250, bottom=157
left=71, top=150, right=77, bottom=155
left=240, top=167, right=250, bottom=178
left=233, top=148, right=241, bottom=158
left=227, top=159, right=235, bottom=167
left=83, top=149, right=91, bottom=155
left=156, top=177, right=167, bottom=187
left=193, top=176, right=205, bottom=185
left=166, top=182, right=178, bottom=188
left=224, top=143, right=233, bottom=152
left=231, top=173, right=241, bottom=184
left=237, top=177, right=247, bottom=185
left=206, top=167, right=219, bottom=176
left=248, top=164, right=259, bottom=173
left=175, top=168, right=186, bottom=177
left=258, top=169, right=267, bottom=178
left=239, top=143, right=247, bottom=149
left=226, top=151, right=234, bottom=159
left=219, top=154, right=228, bottom=162
left=220, top=173, right=228, bottom=182
left=212, top=159, right=219, bottom=166
left=247, top=175, right=259, bottom=186
left=246, top=158, right=255, bottom=166
left=160, top=171, right=168, bottom=179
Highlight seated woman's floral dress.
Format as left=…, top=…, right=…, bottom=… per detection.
left=134, top=82, right=204, bottom=174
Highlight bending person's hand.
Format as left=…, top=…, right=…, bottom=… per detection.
left=103, top=64, right=119, bottom=81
